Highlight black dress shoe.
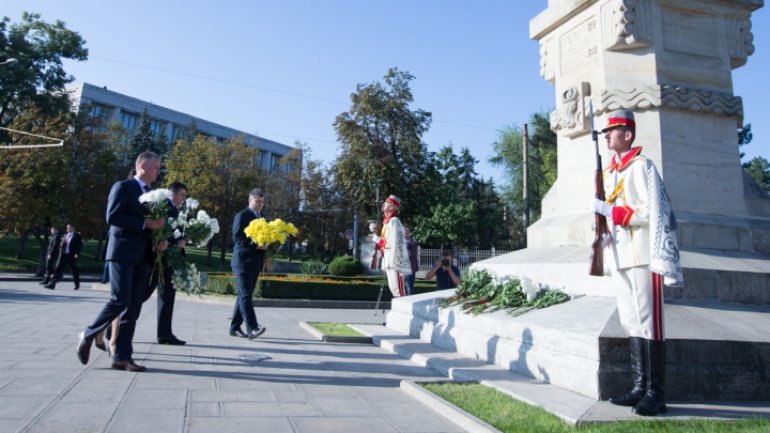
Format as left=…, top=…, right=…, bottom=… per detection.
left=229, top=328, right=248, bottom=338
left=39, top=280, right=49, bottom=285
left=247, top=326, right=266, bottom=340
left=74, top=286, right=79, bottom=290
left=111, top=359, right=146, bottom=372
left=76, top=332, right=91, bottom=365
left=157, top=335, right=186, bottom=345
left=44, top=284, right=55, bottom=290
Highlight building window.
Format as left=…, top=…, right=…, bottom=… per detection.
left=120, top=111, right=138, bottom=131
left=89, top=103, right=112, bottom=130
left=270, top=153, right=281, bottom=171
left=148, top=119, right=164, bottom=138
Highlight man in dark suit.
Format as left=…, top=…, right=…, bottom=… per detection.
left=154, top=181, right=188, bottom=345
left=45, top=224, right=82, bottom=290
left=40, top=226, right=62, bottom=286
left=76, top=151, right=167, bottom=372
left=229, top=188, right=268, bottom=339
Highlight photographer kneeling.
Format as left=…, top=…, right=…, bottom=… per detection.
left=425, top=250, right=462, bottom=290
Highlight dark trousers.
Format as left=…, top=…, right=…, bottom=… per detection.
left=83, top=260, right=149, bottom=361
left=230, top=267, right=260, bottom=333
left=43, top=257, right=57, bottom=282
left=156, top=266, right=176, bottom=338
left=54, top=253, right=80, bottom=287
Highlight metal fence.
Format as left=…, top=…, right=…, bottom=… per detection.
left=417, top=247, right=513, bottom=272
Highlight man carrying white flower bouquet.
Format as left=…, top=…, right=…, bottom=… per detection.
left=76, top=151, right=168, bottom=372
left=152, top=181, right=189, bottom=345
left=229, top=188, right=268, bottom=339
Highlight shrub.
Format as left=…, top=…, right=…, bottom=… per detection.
left=300, top=261, right=328, bottom=275
left=327, top=255, right=364, bottom=277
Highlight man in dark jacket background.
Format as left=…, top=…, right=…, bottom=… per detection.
left=40, top=226, right=62, bottom=286
left=46, top=224, right=82, bottom=290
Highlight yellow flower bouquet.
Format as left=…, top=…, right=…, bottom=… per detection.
left=244, top=218, right=299, bottom=248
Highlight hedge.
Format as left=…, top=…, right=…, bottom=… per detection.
left=205, top=272, right=436, bottom=301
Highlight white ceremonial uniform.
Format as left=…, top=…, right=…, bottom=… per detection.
left=603, top=147, right=684, bottom=341
left=377, top=214, right=413, bottom=298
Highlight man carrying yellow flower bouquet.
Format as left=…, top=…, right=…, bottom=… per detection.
left=229, top=188, right=269, bottom=339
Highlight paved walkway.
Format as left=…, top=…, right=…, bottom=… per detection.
left=0, top=278, right=463, bottom=433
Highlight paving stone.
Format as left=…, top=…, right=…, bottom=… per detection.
left=290, top=416, right=400, bottom=433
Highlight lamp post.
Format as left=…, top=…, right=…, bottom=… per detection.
left=0, top=58, right=18, bottom=67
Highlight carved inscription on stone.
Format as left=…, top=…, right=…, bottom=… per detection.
left=559, top=17, right=599, bottom=77
left=602, top=0, right=653, bottom=50
left=550, top=82, right=590, bottom=137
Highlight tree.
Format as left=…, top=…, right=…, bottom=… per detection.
left=0, top=12, right=87, bottom=128
left=0, top=104, right=122, bottom=273
left=165, top=134, right=262, bottom=269
left=743, top=156, right=770, bottom=193
left=333, top=68, right=432, bottom=223
left=490, top=111, right=557, bottom=228
left=738, top=123, right=752, bottom=160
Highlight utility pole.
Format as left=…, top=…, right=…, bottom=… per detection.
left=522, top=123, right=530, bottom=227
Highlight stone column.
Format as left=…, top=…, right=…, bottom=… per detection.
left=528, top=0, right=767, bottom=254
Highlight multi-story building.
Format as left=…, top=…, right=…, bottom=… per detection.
left=67, top=82, right=296, bottom=171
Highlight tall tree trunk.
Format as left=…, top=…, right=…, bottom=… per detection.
left=15, top=229, right=31, bottom=260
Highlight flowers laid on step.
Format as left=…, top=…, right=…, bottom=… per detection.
left=440, top=268, right=570, bottom=316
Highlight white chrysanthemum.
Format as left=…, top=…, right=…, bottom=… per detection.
left=197, top=210, right=210, bottom=222
left=520, top=275, right=539, bottom=302
left=209, top=218, right=220, bottom=234
left=173, top=229, right=183, bottom=239
left=139, top=188, right=173, bottom=204
left=185, top=198, right=199, bottom=210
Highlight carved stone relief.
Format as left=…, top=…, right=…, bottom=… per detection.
left=596, top=85, right=744, bottom=125
left=726, top=14, right=755, bottom=68
left=550, top=82, right=591, bottom=137
left=540, top=37, right=556, bottom=83
left=602, top=0, right=653, bottom=51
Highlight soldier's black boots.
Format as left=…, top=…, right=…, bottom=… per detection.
left=632, top=339, right=667, bottom=416
left=610, top=337, right=646, bottom=406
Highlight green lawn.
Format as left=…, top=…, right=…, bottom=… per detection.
left=420, top=382, right=769, bottom=433
left=307, top=322, right=364, bottom=337
left=0, top=235, right=233, bottom=273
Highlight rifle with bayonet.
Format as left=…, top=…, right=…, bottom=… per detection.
left=589, top=99, right=608, bottom=276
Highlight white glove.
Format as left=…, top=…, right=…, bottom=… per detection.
left=590, top=199, right=612, bottom=218
left=372, top=234, right=382, bottom=244
left=368, top=222, right=377, bottom=233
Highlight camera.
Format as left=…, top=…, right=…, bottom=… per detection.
left=441, top=258, right=450, bottom=267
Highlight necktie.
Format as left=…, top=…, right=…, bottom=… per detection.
left=143, top=185, right=150, bottom=192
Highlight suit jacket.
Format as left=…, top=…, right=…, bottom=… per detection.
left=105, top=179, right=151, bottom=264
left=231, top=207, right=265, bottom=272
left=61, top=232, right=82, bottom=256
left=47, top=233, right=62, bottom=258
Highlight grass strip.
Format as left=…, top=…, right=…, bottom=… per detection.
left=307, top=322, right=363, bottom=337
left=420, top=382, right=770, bottom=433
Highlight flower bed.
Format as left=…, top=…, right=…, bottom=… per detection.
left=205, top=272, right=435, bottom=300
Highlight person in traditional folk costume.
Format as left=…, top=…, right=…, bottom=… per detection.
left=371, top=195, right=413, bottom=298
left=590, top=110, right=684, bottom=417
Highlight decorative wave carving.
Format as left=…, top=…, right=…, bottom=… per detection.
left=596, top=85, right=743, bottom=125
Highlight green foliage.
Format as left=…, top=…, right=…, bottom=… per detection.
left=300, top=261, right=328, bottom=275
left=333, top=68, right=432, bottom=224
left=327, top=255, right=364, bottom=276
left=422, top=382, right=770, bottom=433
left=0, top=12, right=88, bottom=127
left=738, top=123, right=752, bottom=159
left=440, top=268, right=569, bottom=316
left=490, top=111, right=558, bottom=243
left=307, top=322, right=364, bottom=337
left=743, top=156, right=770, bottom=193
